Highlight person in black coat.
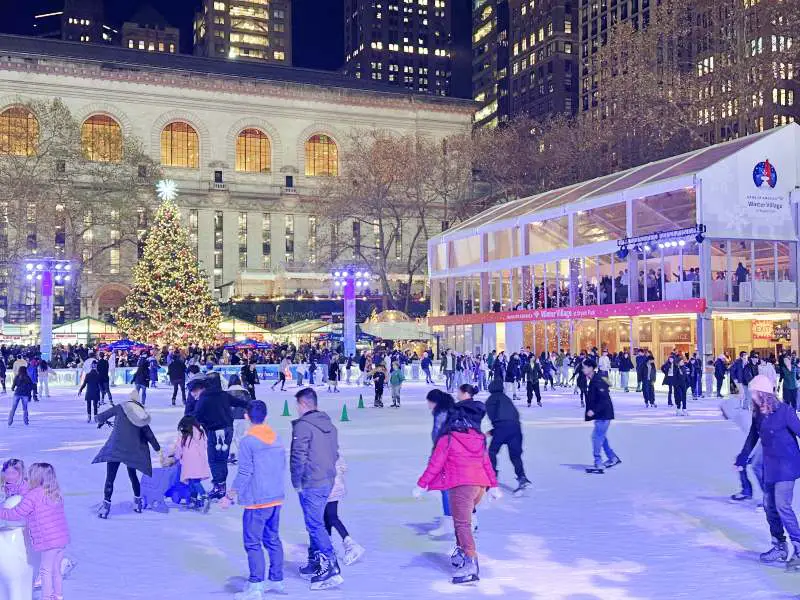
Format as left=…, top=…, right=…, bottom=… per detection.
left=583, top=358, right=620, bottom=470
left=482, top=380, right=531, bottom=490
left=504, top=353, right=521, bottom=400
left=714, top=354, right=728, bottom=398
left=673, top=356, right=690, bottom=415
left=132, top=356, right=150, bottom=405
left=168, top=352, right=187, bottom=406
left=662, top=355, right=678, bottom=406
left=79, top=362, right=102, bottom=423
left=96, top=352, right=112, bottom=404
left=187, top=373, right=248, bottom=499
left=93, top=392, right=161, bottom=518
left=240, top=360, right=259, bottom=399
left=0, top=355, right=7, bottom=393
left=522, top=355, right=543, bottom=407
left=618, top=352, right=633, bottom=392
left=642, top=354, right=657, bottom=407
left=635, top=349, right=647, bottom=393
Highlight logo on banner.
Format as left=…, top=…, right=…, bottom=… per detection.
left=753, top=159, right=778, bottom=189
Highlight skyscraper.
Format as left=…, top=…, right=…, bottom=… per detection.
left=33, top=0, right=116, bottom=45
left=472, top=0, right=510, bottom=128
left=194, top=0, right=291, bottom=64
left=343, top=0, right=454, bottom=96
left=122, top=5, right=179, bottom=54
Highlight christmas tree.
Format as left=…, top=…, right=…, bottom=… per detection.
left=117, top=196, right=221, bottom=347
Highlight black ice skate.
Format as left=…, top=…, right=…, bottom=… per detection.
left=299, top=549, right=320, bottom=579
left=133, top=496, right=143, bottom=513
left=97, top=500, right=111, bottom=519
left=760, top=538, right=788, bottom=563
left=310, top=553, right=344, bottom=590
left=585, top=462, right=605, bottom=474
left=603, top=457, right=622, bottom=469
left=208, top=483, right=226, bottom=500
left=451, top=556, right=479, bottom=584
left=730, top=492, right=752, bottom=502
left=513, top=477, right=532, bottom=497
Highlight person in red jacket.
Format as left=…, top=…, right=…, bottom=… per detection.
left=413, top=400, right=499, bottom=585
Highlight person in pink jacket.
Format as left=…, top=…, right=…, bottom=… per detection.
left=414, top=400, right=499, bottom=585
left=166, top=416, right=212, bottom=511
left=0, top=462, right=70, bottom=600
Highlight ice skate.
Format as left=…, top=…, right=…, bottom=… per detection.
left=264, top=580, right=285, bottom=594
left=97, top=500, right=111, bottom=519
left=235, top=581, right=264, bottom=600
left=730, top=492, right=752, bottom=502
left=787, top=542, right=800, bottom=571
left=603, top=457, right=622, bottom=469
left=310, top=553, right=343, bottom=590
left=450, top=545, right=466, bottom=568
left=133, top=496, right=143, bottom=513
left=299, top=549, right=319, bottom=578
left=451, top=556, right=479, bottom=584
left=342, top=536, right=365, bottom=565
left=208, top=483, right=226, bottom=500
left=760, top=538, right=788, bottom=563
left=513, top=477, right=532, bottom=497
left=429, top=516, right=454, bottom=537
left=585, top=461, right=605, bottom=474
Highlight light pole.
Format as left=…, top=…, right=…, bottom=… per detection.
left=24, top=258, right=75, bottom=361
left=332, top=268, right=371, bottom=358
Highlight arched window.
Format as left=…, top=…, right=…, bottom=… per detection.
left=81, top=114, right=123, bottom=162
left=305, top=134, right=338, bottom=176
left=236, top=128, right=271, bottom=173
left=160, top=121, right=199, bottom=168
left=0, top=106, right=38, bottom=156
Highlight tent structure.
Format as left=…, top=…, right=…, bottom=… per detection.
left=52, top=318, right=120, bottom=344
left=218, top=317, right=271, bottom=341
left=360, top=310, right=433, bottom=340
left=273, top=319, right=328, bottom=336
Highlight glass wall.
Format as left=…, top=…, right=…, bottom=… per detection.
left=527, top=217, right=569, bottom=253
left=632, top=189, right=696, bottom=236
left=574, top=202, right=627, bottom=246
left=712, top=239, right=798, bottom=307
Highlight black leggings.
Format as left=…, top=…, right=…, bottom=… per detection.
left=104, top=462, right=140, bottom=502
left=86, top=398, right=99, bottom=417
left=324, top=501, right=349, bottom=539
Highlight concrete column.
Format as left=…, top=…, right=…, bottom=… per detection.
left=697, top=313, right=714, bottom=397
left=506, top=321, right=523, bottom=353
left=483, top=323, right=497, bottom=354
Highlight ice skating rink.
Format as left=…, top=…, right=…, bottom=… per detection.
left=2, top=381, right=796, bottom=600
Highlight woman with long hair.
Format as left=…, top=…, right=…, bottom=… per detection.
left=736, top=375, right=800, bottom=568
left=424, top=388, right=456, bottom=537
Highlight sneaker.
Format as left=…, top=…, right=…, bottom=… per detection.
left=310, top=553, right=343, bottom=591
left=428, top=516, right=454, bottom=538
left=343, top=536, right=365, bottom=566
left=234, top=581, right=264, bottom=600
left=760, top=538, right=789, bottom=563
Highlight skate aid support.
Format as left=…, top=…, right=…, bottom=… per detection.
left=0, top=497, right=34, bottom=600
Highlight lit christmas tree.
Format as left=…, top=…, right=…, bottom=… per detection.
left=117, top=185, right=221, bottom=347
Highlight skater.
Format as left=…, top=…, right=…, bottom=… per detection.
left=372, top=363, right=386, bottom=408
left=345, top=355, right=353, bottom=384
left=27, top=357, right=39, bottom=402
left=741, top=352, right=760, bottom=410
left=443, top=349, right=456, bottom=392
left=662, top=354, right=676, bottom=406
left=780, top=355, right=798, bottom=410
left=97, top=351, right=112, bottom=405
left=133, top=356, right=149, bottom=405
left=642, top=354, right=657, bottom=407
left=78, top=361, right=102, bottom=423
left=414, top=399, right=499, bottom=585
left=0, top=463, right=70, bottom=600
left=389, top=361, right=405, bottom=407
left=148, top=354, right=159, bottom=389
left=325, top=454, right=365, bottom=565
left=714, top=354, right=728, bottom=398
left=618, top=351, right=633, bottom=392
left=8, top=365, right=33, bottom=426
left=425, top=389, right=457, bottom=537
left=673, top=356, right=690, bottom=416
left=422, top=352, right=434, bottom=385
left=0, top=356, right=6, bottom=394
left=720, top=394, right=764, bottom=503
left=570, top=360, right=588, bottom=407
left=522, top=354, right=543, bottom=407
left=504, top=353, right=521, bottom=400
left=735, top=375, right=800, bottom=567
left=166, top=415, right=212, bottom=511
left=584, top=358, right=621, bottom=473
left=227, top=374, right=252, bottom=465
left=37, top=358, right=50, bottom=399
left=93, top=390, right=161, bottom=518
left=328, top=354, right=340, bottom=393
left=291, top=387, right=343, bottom=590
left=241, top=360, right=259, bottom=400
left=272, top=355, right=291, bottom=391
left=168, top=350, right=187, bottom=406
left=222, top=400, right=286, bottom=598
left=483, top=380, right=531, bottom=494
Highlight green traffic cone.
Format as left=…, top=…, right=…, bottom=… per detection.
left=282, top=399, right=291, bottom=417
left=340, top=403, right=350, bottom=422
left=357, top=394, right=365, bottom=409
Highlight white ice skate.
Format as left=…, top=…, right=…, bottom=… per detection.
left=235, top=581, right=264, bottom=600
left=429, top=516, right=454, bottom=538
left=343, top=536, right=365, bottom=565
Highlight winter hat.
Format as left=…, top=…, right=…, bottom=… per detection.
left=748, top=374, right=774, bottom=395
left=583, top=358, right=597, bottom=369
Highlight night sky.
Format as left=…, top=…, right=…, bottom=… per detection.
left=1, top=0, right=471, bottom=96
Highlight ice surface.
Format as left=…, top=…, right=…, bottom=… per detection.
left=2, top=381, right=797, bottom=599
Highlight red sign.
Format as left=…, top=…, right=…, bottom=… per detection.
left=752, top=320, right=774, bottom=341
left=428, top=298, right=706, bottom=327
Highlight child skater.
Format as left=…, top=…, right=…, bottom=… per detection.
left=372, top=364, right=386, bottom=408
left=325, top=454, right=365, bottom=565
left=166, top=416, right=212, bottom=511
left=0, top=463, right=70, bottom=600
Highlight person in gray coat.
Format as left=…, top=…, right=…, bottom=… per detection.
left=291, top=387, right=343, bottom=590
left=93, top=390, right=161, bottom=519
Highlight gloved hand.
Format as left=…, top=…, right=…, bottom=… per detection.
left=487, top=487, right=503, bottom=501
left=412, top=485, right=427, bottom=499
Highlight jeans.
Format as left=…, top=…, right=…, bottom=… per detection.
left=243, top=506, right=284, bottom=583
left=298, top=486, right=334, bottom=558
left=445, top=370, right=454, bottom=392
left=40, top=547, right=65, bottom=600
left=741, top=445, right=765, bottom=497
left=591, top=419, right=617, bottom=466
left=620, top=371, right=629, bottom=391
left=449, top=485, right=484, bottom=558
left=440, top=490, right=451, bottom=517
left=8, top=395, right=29, bottom=425
left=171, top=380, right=186, bottom=404
left=764, top=480, right=800, bottom=544
left=324, top=501, right=349, bottom=539
left=206, top=426, right=233, bottom=485
left=423, top=367, right=433, bottom=384
left=38, top=377, right=49, bottom=398
left=136, top=384, right=147, bottom=405
left=742, top=384, right=752, bottom=410
left=488, top=423, right=527, bottom=481
left=187, top=478, right=206, bottom=498
left=642, top=381, right=655, bottom=406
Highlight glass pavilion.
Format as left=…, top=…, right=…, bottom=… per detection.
left=428, top=124, right=800, bottom=366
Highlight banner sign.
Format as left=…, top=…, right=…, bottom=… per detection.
left=428, top=299, right=706, bottom=327
left=752, top=320, right=774, bottom=341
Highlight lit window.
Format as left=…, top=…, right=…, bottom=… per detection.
left=235, top=128, right=271, bottom=173
left=0, top=106, right=38, bottom=156
left=81, top=115, right=122, bottom=162
left=148, top=42, right=155, bottom=51
left=160, top=122, right=199, bottom=168
left=158, top=42, right=165, bottom=52
left=169, top=43, right=175, bottom=53
left=139, top=40, right=145, bottom=49
left=274, top=50, right=285, bottom=60
left=128, top=39, right=134, bottom=48
left=285, top=215, right=294, bottom=262
left=305, top=134, right=339, bottom=177
left=214, top=1, right=226, bottom=11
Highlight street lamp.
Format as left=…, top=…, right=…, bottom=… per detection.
left=23, top=258, right=77, bottom=361
left=331, top=267, right=372, bottom=358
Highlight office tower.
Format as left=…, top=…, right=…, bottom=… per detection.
left=473, top=0, right=510, bottom=127
left=194, top=0, right=291, bottom=63
left=122, top=5, right=180, bottom=54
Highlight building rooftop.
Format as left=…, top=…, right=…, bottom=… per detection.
left=0, top=34, right=474, bottom=112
